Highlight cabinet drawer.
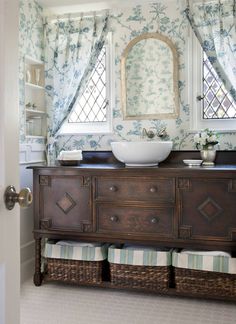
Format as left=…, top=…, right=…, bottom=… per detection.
left=96, top=204, right=174, bottom=237
left=95, top=177, right=175, bottom=202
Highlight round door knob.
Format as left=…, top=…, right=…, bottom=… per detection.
left=109, top=185, right=117, bottom=192
left=4, top=186, right=33, bottom=210
left=150, top=217, right=159, bottom=224
left=110, top=215, right=118, bottom=222
left=150, top=186, right=157, bottom=193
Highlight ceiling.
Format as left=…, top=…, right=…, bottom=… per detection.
left=37, top=0, right=154, bottom=8
left=37, top=0, right=157, bottom=15
left=37, top=0, right=109, bottom=7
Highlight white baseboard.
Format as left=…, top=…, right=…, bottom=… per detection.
left=20, top=241, right=35, bottom=284
left=21, top=258, right=34, bottom=284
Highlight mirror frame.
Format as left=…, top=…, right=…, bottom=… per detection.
left=121, top=32, right=179, bottom=120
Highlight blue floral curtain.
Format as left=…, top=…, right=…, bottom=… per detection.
left=44, top=12, right=109, bottom=160
left=185, top=0, right=236, bottom=101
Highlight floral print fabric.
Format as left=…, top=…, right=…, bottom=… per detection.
left=185, top=0, right=236, bottom=101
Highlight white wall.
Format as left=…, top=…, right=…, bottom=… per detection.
left=20, top=144, right=45, bottom=283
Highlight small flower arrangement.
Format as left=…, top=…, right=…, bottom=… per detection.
left=193, top=128, right=219, bottom=150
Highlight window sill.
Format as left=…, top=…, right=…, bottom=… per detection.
left=58, top=122, right=112, bottom=136
left=188, top=129, right=236, bottom=134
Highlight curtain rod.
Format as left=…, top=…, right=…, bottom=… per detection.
left=46, top=9, right=111, bottom=22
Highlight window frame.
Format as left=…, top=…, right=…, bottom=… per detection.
left=59, top=32, right=114, bottom=135
left=189, top=29, right=236, bottom=133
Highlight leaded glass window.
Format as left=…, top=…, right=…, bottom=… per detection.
left=202, top=52, right=236, bottom=119
left=69, top=46, right=107, bottom=124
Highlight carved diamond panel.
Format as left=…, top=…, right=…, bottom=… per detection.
left=198, top=197, right=223, bottom=222
left=56, top=192, right=76, bottom=214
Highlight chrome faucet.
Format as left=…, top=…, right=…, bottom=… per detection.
left=142, top=127, right=167, bottom=139
left=142, top=128, right=155, bottom=139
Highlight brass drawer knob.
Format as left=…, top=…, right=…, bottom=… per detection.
left=110, top=215, right=118, bottom=222
left=150, top=186, right=157, bottom=193
left=150, top=217, right=159, bottom=224
left=109, top=185, right=117, bottom=192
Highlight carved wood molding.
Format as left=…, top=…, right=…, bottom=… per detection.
left=178, top=178, right=191, bottom=190
left=230, top=229, right=236, bottom=241
left=228, top=179, right=236, bottom=192
left=82, top=221, right=93, bottom=232
left=39, top=175, right=50, bottom=186
left=34, top=238, right=42, bottom=286
left=40, top=218, right=52, bottom=230
left=82, top=176, right=91, bottom=187
left=179, top=225, right=192, bottom=239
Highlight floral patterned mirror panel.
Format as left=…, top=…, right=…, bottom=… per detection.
left=121, top=33, right=179, bottom=120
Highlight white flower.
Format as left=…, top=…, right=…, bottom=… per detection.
left=199, top=137, right=207, bottom=146
left=200, top=131, right=208, bottom=140
left=193, top=128, right=219, bottom=149
left=193, top=133, right=200, bottom=143
left=208, top=135, right=217, bottom=142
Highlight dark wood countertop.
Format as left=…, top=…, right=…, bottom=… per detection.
left=27, top=150, right=236, bottom=173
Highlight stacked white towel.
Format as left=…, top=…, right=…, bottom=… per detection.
left=56, top=240, right=101, bottom=247
left=180, top=249, right=231, bottom=257
left=57, top=150, right=83, bottom=161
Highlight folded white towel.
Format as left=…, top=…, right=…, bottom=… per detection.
left=58, top=150, right=83, bottom=161
left=56, top=240, right=101, bottom=247
left=123, top=244, right=169, bottom=251
left=181, top=249, right=231, bottom=257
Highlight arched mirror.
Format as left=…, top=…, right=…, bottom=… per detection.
left=121, top=32, right=179, bottom=120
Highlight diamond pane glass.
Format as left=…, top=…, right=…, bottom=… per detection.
left=203, top=52, right=236, bottom=119
left=68, top=46, right=107, bottom=123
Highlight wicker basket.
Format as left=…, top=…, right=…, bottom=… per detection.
left=108, top=244, right=171, bottom=291
left=44, top=258, right=104, bottom=284
left=174, top=267, right=236, bottom=297
left=110, top=263, right=170, bottom=291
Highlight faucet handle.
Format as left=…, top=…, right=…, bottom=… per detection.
left=157, top=127, right=167, bottom=138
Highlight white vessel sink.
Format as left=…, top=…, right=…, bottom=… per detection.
left=111, top=141, right=173, bottom=167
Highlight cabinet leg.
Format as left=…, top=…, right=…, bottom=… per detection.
left=34, top=238, right=42, bottom=286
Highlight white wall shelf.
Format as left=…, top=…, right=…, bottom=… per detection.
left=25, top=82, right=45, bottom=90
left=26, top=108, right=46, bottom=116
left=25, top=55, right=44, bottom=65
left=25, top=135, right=46, bottom=139
left=24, top=56, right=46, bottom=138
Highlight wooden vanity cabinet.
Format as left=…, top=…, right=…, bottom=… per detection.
left=31, top=165, right=236, bottom=298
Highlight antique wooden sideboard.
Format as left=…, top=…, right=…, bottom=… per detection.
left=29, top=151, right=236, bottom=301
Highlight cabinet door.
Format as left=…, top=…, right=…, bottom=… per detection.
left=38, top=175, right=92, bottom=232
left=178, top=178, right=236, bottom=241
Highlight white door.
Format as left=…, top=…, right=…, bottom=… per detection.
left=0, top=1, right=20, bottom=324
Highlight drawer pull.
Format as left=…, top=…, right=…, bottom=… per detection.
left=110, top=215, right=118, bottom=222
left=150, top=186, right=157, bottom=193
left=109, top=185, right=118, bottom=192
left=150, top=217, right=159, bottom=224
